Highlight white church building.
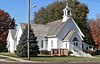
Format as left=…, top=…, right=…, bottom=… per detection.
left=7, top=5, right=93, bottom=57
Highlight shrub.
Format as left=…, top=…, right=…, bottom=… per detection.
left=84, top=50, right=100, bottom=56
left=0, top=43, right=5, bottom=52
left=3, top=48, right=8, bottom=52
left=95, top=50, right=100, bottom=55
left=83, top=50, right=95, bottom=56
left=68, top=51, right=73, bottom=56
left=40, top=50, right=49, bottom=55
left=83, top=50, right=93, bottom=53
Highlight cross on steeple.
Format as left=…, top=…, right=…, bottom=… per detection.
left=66, top=0, right=68, bottom=5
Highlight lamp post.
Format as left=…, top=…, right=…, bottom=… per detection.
left=27, top=0, right=30, bottom=60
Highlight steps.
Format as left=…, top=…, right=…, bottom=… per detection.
left=69, top=43, right=92, bottom=57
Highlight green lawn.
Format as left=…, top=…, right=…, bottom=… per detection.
left=0, top=53, right=100, bottom=62
left=29, top=56, right=100, bottom=62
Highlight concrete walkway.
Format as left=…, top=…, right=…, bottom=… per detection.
left=0, top=55, right=32, bottom=62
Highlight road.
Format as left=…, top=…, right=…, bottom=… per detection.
left=0, top=62, right=100, bottom=64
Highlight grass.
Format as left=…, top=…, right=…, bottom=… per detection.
left=29, top=56, right=100, bottom=62
left=1, top=52, right=100, bottom=62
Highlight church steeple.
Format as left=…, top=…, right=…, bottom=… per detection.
left=62, top=0, right=72, bottom=22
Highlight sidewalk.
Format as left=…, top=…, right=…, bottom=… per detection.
left=0, top=55, right=43, bottom=63
left=0, top=55, right=30, bottom=62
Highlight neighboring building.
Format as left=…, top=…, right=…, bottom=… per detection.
left=6, top=29, right=16, bottom=53
left=7, top=5, right=92, bottom=57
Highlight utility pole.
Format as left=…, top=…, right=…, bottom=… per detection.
left=27, top=0, right=30, bottom=60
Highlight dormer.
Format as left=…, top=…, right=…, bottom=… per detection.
left=62, top=5, right=72, bottom=22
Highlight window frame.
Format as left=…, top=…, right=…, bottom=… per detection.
left=41, top=40, right=43, bottom=48
left=51, top=40, right=53, bottom=47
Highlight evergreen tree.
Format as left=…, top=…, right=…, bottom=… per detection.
left=15, top=25, right=39, bottom=57
left=0, top=42, right=5, bottom=52
left=33, top=0, right=93, bottom=45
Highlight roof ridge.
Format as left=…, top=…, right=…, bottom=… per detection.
left=47, top=19, right=62, bottom=25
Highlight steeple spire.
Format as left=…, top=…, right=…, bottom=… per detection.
left=66, top=0, right=68, bottom=6
left=62, top=0, right=72, bottom=22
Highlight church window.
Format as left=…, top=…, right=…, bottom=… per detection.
left=82, top=44, right=84, bottom=50
left=73, top=37, right=78, bottom=41
left=51, top=40, right=53, bottom=47
left=66, top=43, right=67, bottom=48
left=73, top=37, right=79, bottom=47
left=73, top=42, right=78, bottom=46
left=76, top=42, right=78, bottom=46
left=74, top=42, right=75, bottom=46
left=67, top=10, right=70, bottom=15
left=65, top=11, right=66, bottom=15
left=41, top=40, right=43, bottom=48
left=86, top=47, right=88, bottom=50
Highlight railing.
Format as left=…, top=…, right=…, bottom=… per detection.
left=69, top=43, right=92, bottom=57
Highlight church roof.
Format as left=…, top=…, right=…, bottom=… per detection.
left=19, top=23, right=49, bottom=37
left=47, top=19, right=66, bottom=37
left=63, top=30, right=76, bottom=41
left=20, top=23, right=27, bottom=30
left=31, top=19, right=66, bottom=37
left=31, top=24, right=50, bottom=36
left=19, top=19, right=66, bottom=37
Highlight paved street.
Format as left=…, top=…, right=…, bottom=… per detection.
left=0, top=62, right=67, bottom=64
left=0, top=62, right=100, bottom=64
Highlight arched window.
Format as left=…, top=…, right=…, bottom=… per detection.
left=86, top=47, right=88, bottom=50
left=73, top=37, right=79, bottom=47
left=67, top=10, right=70, bottom=15
left=74, top=42, right=75, bottom=46
left=76, top=42, right=78, bottom=46
left=73, top=37, right=78, bottom=41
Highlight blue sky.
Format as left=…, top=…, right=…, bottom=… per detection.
left=0, top=0, right=100, bottom=24
left=80, top=0, right=100, bottom=19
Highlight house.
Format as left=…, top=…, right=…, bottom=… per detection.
left=7, top=5, right=92, bottom=57
left=6, top=29, right=16, bottom=53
